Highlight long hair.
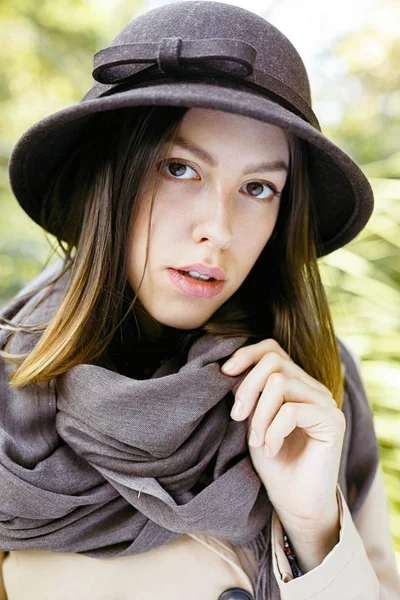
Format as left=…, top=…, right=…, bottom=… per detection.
left=1, top=104, right=343, bottom=407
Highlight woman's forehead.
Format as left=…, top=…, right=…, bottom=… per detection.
left=180, top=106, right=287, bottom=134
left=166, top=108, right=290, bottom=159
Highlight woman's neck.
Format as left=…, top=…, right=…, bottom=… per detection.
left=98, top=289, right=203, bottom=378
left=105, top=305, right=195, bottom=379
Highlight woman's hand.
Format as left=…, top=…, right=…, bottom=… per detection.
left=222, top=338, right=345, bottom=549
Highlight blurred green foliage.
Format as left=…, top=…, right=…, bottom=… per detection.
left=0, top=0, right=399, bottom=568
left=316, top=0, right=400, bottom=564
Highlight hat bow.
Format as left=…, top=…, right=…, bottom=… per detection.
left=92, top=37, right=257, bottom=84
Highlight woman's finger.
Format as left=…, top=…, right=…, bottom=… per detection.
left=240, top=338, right=291, bottom=361
left=245, top=373, right=337, bottom=449
left=232, top=355, right=336, bottom=423
left=264, top=402, right=346, bottom=458
left=230, top=351, right=332, bottom=420
left=224, top=339, right=289, bottom=373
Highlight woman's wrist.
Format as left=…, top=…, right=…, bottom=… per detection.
left=281, top=507, right=340, bottom=574
left=273, top=493, right=341, bottom=575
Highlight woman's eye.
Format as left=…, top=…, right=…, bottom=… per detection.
left=159, top=160, right=279, bottom=201
left=240, top=181, right=277, bottom=201
left=162, top=161, right=199, bottom=180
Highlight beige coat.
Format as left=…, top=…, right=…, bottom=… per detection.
left=1, top=463, right=399, bottom=599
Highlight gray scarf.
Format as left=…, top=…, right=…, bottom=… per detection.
left=0, top=260, right=379, bottom=600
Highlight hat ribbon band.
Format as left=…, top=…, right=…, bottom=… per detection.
left=90, top=37, right=319, bottom=129
left=92, top=37, right=257, bottom=83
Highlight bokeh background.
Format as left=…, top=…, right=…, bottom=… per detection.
left=1, top=0, right=399, bottom=567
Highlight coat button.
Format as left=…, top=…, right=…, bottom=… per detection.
left=218, top=588, right=254, bottom=600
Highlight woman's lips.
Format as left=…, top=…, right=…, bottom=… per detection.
left=174, top=264, right=226, bottom=281
left=167, top=268, right=225, bottom=298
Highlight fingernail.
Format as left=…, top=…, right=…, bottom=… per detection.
left=249, top=430, right=259, bottom=447
left=231, top=400, right=243, bottom=419
left=222, top=359, right=237, bottom=373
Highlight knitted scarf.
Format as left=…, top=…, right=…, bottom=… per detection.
left=0, top=260, right=380, bottom=600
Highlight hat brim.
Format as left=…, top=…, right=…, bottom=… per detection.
left=8, top=80, right=373, bottom=257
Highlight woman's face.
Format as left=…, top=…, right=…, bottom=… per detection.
left=127, top=107, right=289, bottom=338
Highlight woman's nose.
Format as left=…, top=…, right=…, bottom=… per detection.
left=192, top=190, right=233, bottom=250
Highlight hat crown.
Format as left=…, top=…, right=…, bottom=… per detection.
left=9, top=0, right=374, bottom=257
left=92, top=1, right=312, bottom=111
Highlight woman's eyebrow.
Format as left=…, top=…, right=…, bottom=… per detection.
left=170, top=135, right=288, bottom=174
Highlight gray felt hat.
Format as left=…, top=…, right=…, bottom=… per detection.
left=8, top=0, right=374, bottom=257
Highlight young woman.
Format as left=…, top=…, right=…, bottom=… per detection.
left=0, top=2, right=399, bottom=599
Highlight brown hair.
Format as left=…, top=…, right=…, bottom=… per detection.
left=0, top=105, right=344, bottom=407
